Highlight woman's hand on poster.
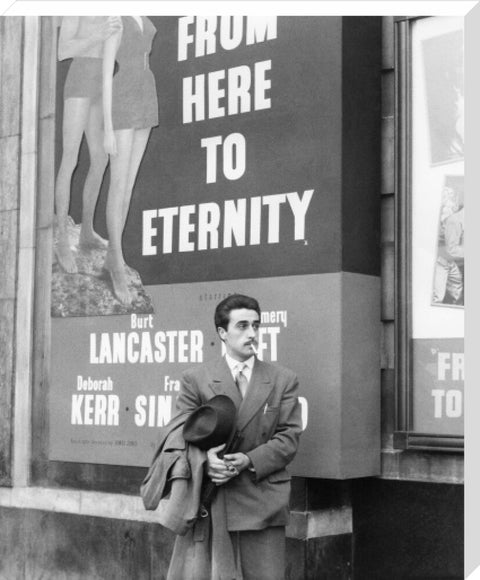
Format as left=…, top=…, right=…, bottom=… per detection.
left=97, top=16, right=122, bottom=42
left=104, top=129, right=117, bottom=156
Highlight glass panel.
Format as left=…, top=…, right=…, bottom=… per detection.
left=410, top=17, right=464, bottom=436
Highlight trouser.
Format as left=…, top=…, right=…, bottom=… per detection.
left=167, top=507, right=285, bottom=580
left=230, top=527, right=286, bottom=580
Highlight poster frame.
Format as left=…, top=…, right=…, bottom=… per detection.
left=394, top=16, right=464, bottom=452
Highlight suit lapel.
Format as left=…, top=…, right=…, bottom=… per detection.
left=208, top=357, right=243, bottom=409
left=207, top=358, right=275, bottom=431
left=237, top=359, right=274, bottom=431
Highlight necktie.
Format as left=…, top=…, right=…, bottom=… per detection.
left=235, top=364, right=249, bottom=398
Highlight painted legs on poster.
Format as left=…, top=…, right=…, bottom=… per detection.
left=104, top=126, right=151, bottom=306
left=55, top=96, right=108, bottom=273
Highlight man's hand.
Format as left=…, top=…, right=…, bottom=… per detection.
left=207, top=444, right=237, bottom=486
left=223, top=452, right=252, bottom=473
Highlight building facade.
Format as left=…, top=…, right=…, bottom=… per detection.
left=0, top=15, right=464, bottom=579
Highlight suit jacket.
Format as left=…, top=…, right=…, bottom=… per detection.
left=176, top=356, right=302, bottom=532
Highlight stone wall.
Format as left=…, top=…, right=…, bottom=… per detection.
left=0, top=16, right=23, bottom=486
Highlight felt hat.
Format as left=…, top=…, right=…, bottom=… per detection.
left=183, top=395, right=236, bottom=451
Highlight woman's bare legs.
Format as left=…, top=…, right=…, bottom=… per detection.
left=79, top=96, right=109, bottom=250
left=103, top=127, right=151, bottom=305
left=55, top=97, right=90, bottom=272
left=121, top=127, right=151, bottom=230
left=103, top=129, right=132, bottom=305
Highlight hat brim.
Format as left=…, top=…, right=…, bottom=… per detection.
left=183, top=395, right=237, bottom=451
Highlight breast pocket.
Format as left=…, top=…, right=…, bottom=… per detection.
left=257, top=406, right=280, bottom=443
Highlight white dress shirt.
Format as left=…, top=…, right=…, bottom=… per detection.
left=225, top=353, right=255, bottom=384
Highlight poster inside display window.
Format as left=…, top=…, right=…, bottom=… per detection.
left=407, top=16, right=464, bottom=443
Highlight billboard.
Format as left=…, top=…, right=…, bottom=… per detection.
left=49, top=16, right=381, bottom=478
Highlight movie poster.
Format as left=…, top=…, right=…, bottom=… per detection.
left=49, top=16, right=325, bottom=470
left=410, top=16, right=464, bottom=435
left=48, top=16, right=380, bottom=477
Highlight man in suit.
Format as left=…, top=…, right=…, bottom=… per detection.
left=176, top=294, right=302, bottom=580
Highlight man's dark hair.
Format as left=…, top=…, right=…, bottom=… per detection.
left=214, top=294, right=261, bottom=332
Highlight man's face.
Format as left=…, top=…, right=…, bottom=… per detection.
left=218, top=308, right=260, bottom=362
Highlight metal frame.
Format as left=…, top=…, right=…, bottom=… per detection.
left=393, top=17, right=464, bottom=453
